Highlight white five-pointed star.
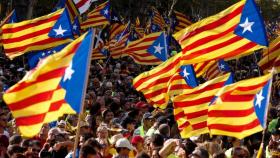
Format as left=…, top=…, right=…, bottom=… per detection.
left=183, top=68, right=190, bottom=79
left=153, top=43, right=164, bottom=54
left=42, top=52, right=46, bottom=56
left=239, top=18, right=254, bottom=34
left=255, top=90, right=265, bottom=108
left=63, top=62, right=75, bottom=82
left=73, top=24, right=78, bottom=30
left=54, top=25, right=67, bottom=36
left=219, top=64, right=225, bottom=70
left=103, top=9, right=109, bottom=15
left=113, top=16, right=118, bottom=21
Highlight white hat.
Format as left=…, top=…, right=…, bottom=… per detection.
left=115, top=138, right=135, bottom=151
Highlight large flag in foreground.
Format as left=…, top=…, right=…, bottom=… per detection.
left=208, top=74, right=272, bottom=139
left=173, top=73, right=233, bottom=138
left=2, top=9, right=73, bottom=59
left=258, top=36, right=280, bottom=74
left=174, top=0, right=268, bottom=65
left=3, top=30, right=93, bottom=137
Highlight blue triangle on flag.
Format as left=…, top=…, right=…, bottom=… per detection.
left=253, top=79, right=271, bottom=127
left=100, top=3, right=111, bottom=20
left=27, top=44, right=67, bottom=69
left=234, top=0, right=268, bottom=46
left=49, top=9, right=74, bottom=39
left=8, top=10, right=17, bottom=23
left=72, top=17, right=81, bottom=36
left=179, top=65, right=198, bottom=88
left=59, top=30, right=93, bottom=113
left=218, top=60, right=231, bottom=72
left=147, top=32, right=168, bottom=61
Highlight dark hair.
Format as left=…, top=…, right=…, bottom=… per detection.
left=136, top=151, right=151, bottom=158
left=121, top=117, right=135, bottom=129
left=80, top=145, right=97, bottom=158
left=9, top=135, right=22, bottom=145
left=194, top=147, right=209, bottom=158
left=7, top=145, right=24, bottom=157
left=151, top=134, right=164, bottom=147
left=158, top=124, right=170, bottom=137
left=183, top=139, right=197, bottom=156
left=83, top=138, right=102, bottom=150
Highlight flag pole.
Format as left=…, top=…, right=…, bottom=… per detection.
left=73, top=29, right=95, bottom=158
left=257, top=69, right=273, bottom=158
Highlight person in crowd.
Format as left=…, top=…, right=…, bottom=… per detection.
left=114, top=138, right=135, bottom=158
left=133, top=112, right=154, bottom=137
left=131, top=136, right=144, bottom=155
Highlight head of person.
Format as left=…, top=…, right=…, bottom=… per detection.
left=7, top=145, right=25, bottom=158
left=115, top=138, right=135, bottom=156
left=131, top=136, right=144, bottom=152
left=57, top=120, right=66, bottom=131
left=96, top=126, right=108, bottom=140
left=232, top=146, right=249, bottom=158
left=121, top=117, right=136, bottom=133
left=102, top=109, right=114, bottom=124
left=80, top=121, right=91, bottom=136
left=79, top=145, right=98, bottom=158
left=38, top=124, right=50, bottom=141
left=150, top=134, right=164, bottom=150
left=0, top=112, right=7, bottom=129
left=29, top=140, right=41, bottom=158
left=83, top=138, right=103, bottom=154
left=9, top=135, right=22, bottom=146
left=136, top=151, right=150, bottom=158
left=142, top=112, right=154, bottom=129
left=189, top=147, right=209, bottom=158
left=158, top=124, right=170, bottom=139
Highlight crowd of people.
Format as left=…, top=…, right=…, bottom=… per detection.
left=0, top=6, right=279, bottom=158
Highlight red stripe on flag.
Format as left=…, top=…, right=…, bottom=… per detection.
left=209, top=107, right=255, bottom=117
left=16, top=113, right=46, bottom=126
left=174, top=96, right=214, bottom=108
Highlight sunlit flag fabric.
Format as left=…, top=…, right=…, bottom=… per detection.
left=2, top=9, right=73, bottom=60
left=3, top=30, right=93, bottom=137
left=124, top=31, right=168, bottom=65
left=27, top=44, right=67, bottom=69
left=134, top=52, right=193, bottom=109
left=53, top=0, right=79, bottom=22
left=204, top=60, right=231, bottom=80
left=0, top=10, right=17, bottom=46
left=208, top=74, right=272, bottom=139
left=73, top=0, right=97, bottom=14
left=258, top=36, right=280, bottom=74
left=174, top=0, right=268, bottom=65
left=173, top=11, right=192, bottom=32
left=173, top=74, right=233, bottom=138
left=81, top=1, right=110, bottom=29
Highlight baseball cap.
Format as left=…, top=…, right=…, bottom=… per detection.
left=143, top=112, right=153, bottom=120
left=115, top=138, right=135, bottom=150
left=131, top=136, right=144, bottom=145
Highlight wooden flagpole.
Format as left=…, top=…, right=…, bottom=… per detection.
left=73, top=28, right=96, bottom=158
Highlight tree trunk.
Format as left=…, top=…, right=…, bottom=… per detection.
left=26, top=0, right=37, bottom=19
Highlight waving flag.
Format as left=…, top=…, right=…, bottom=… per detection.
left=173, top=11, right=192, bottom=32
left=204, top=60, right=231, bottom=80
left=174, top=0, right=268, bottom=65
left=53, top=0, right=79, bottom=22
left=81, top=1, right=110, bottom=29
left=73, top=0, right=97, bottom=14
left=0, top=10, right=17, bottom=46
left=3, top=30, right=93, bottom=137
left=134, top=52, right=189, bottom=109
left=258, top=37, right=280, bottom=74
left=124, top=31, right=168, bottom=65
left=208, top=74, right=272, bottom=139
left=173, top=73, right=233, bottom=138
left=92, top=29, right=106, bottom=60
left=193, top=61, right=216, bottom=77
left=2, top=9, right=73, bottom=59
left=179, top=65, right=198, bottom=88
left=150, top=7, right=165, bottom=32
